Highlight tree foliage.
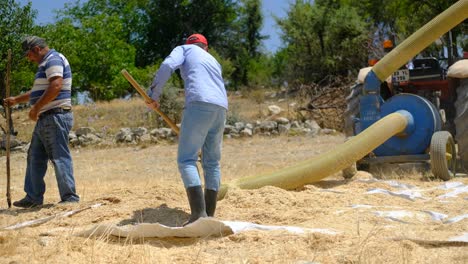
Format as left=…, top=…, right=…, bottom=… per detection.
left=229, top=0, right=267, bottom=88
left=40, top=14, right=137, bottom=100
left=1, top=0, right=465, bottom=101
left=141, top=0, right=238, bottom=66
left=0, top=0, right=36, bottom=94
left=276, top=1, right=368, bottom=83
left=275, top=0, right=465, bottom=85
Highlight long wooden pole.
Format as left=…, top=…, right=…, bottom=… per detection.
left=5, top=49, right=12, bottom=208
left=121, top=70, right=203, bottom=177
left=120, top=69, right=180, bottom=135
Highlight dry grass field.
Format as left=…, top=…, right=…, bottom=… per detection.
left=0, top=94, right=467, bottom=263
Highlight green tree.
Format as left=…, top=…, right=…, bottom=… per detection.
left=0, top=0, right=36, bottom=94
left=336, top=0, right=464, bottom=60
left=37, top=0, right=243, bottom=99
left=241, top=0, right=264, bottom=58
left=277, top=1, right=368, bottom=83
left=391, top=0, right=464, bottom=63
left=41, top=13, right=137, bottom=100
left=229, top=0, right=267, bottom=88
left=141, top=0, right=238, bottom=66
left=59, top=0, right=150, bottom=66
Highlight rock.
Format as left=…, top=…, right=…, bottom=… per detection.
left=139, top=133, right=151, bottom=143
left=267, top=105, right=282, bottom=115
left=69, top=132, right=77, bottom=140
left=132, top=127, right=148, bottom=137
left=304, top=120, right=321, bottom=136
left=321, top=128, right=337, bottom=135
left=0, top=135, right=24, bottom=150
left=278, top=124, right=291, bottom=134
left=79, top=133, right=102, bottom=146
left=161, top=128, right=175, bottom=138
left=224, top=125, right=235, bottom=134
left=253, top=127, right=262, bottom=134
left=75, top=127, right=96, bottom=137
left=150, top=128, right=173, bottom=139
left=240, top=128, right=253, bottom=137
left=290, top=121, right=302, bottom=129
left=10, top=138, right=23, bottom=149
left=275, top=117, right=290, bottom=124
left=21, top=142, right=30, bottom=152
left=115, top=128, right=132, bottom=143
left=69, top=132, right=79, bottom=146
left=234, top=122, right=245, bottom=131
left=259, top=121, right=277, bottom=132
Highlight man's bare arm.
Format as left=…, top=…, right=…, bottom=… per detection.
left=4, top=91, right=31, bottom=106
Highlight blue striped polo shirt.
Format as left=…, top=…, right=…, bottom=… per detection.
left=30, top=49, right=72, bottom=113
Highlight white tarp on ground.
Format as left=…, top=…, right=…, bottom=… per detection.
left=393, top=233, right=468, bottom=245
left=366, top=188, right=423, bottom=201
left=359, top=179, right=468, bottom=201
left=77, top=217, right=340, bottom=239
left=449, top=232, right=468, bottom=242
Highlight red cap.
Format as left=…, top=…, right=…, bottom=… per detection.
left=186, top=34, right=208, bottom=46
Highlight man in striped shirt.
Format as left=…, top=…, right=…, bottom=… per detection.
left=5, top=36, right=79, bottom=208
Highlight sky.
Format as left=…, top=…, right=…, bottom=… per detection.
left=18, top=0, right=290, bottom=53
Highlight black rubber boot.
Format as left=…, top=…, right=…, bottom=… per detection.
left=183, top=186, right=208, bottom=226
left=205, top=189, right=218, bottom=217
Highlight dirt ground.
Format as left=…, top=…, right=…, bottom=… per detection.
left=0, top=134, right=467, bottom=263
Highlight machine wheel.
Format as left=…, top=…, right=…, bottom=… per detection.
left=430, top=131, right=457, bottom=181
left=454, top=79, right=468, bottom=172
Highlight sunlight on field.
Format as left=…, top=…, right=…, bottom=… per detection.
left=1, top=131, right=467, bottom=263
left=0, top=96, right=467, bottom=264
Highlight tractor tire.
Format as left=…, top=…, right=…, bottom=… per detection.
left=344, top=83, right=362, bottom=137
left=454, top=79, right=468, bottom=172
left=430, top=131, right=457, bottom=181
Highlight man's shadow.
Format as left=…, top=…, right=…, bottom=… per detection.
left=118, top=203, right=189, bottom=227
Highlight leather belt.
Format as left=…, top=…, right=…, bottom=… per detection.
left=39, top=107, right=71, bottom=118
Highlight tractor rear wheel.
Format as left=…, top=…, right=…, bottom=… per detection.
left=454, top=79, right=468, bottom=172
left=430, top=131, right=457, bottom=181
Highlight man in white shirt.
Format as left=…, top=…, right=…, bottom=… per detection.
left=147, top=34, right=227, bottom=225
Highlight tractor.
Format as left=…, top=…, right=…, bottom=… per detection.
left=343, top=11, right=468, bottom=180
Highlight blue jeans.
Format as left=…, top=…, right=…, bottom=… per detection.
left=177, top=101, right=226, bottom=191
left=24, top=111, right=79, bottom=204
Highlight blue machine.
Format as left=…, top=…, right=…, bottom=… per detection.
left=350, top=70, right=456, bottom=180
left=344, top=1, right=466, bottom=181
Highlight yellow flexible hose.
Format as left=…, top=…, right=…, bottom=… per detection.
left=219, top=112, right=408, bottom=199
left=373, top=0, right=468, bottom=81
